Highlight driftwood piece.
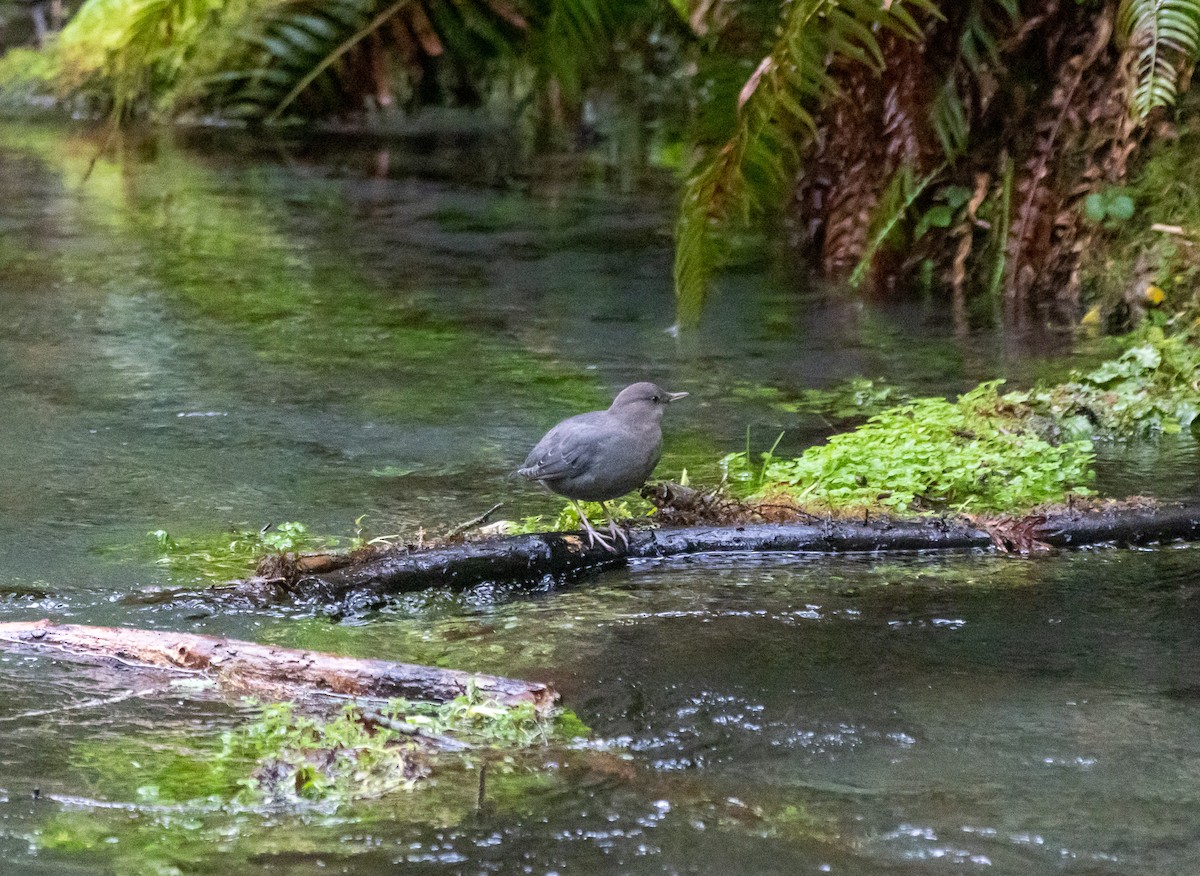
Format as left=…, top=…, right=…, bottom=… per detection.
left=206, top=502, right=1200, bottom=611
left=0, top=620, right=557, bottom=709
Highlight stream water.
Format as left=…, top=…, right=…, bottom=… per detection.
left=1, top=121, right=1199, bottom=874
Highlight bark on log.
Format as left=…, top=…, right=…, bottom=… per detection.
left=0, top=620, right=557, bottom=709
left=214, top=502, right=1200, bottom=612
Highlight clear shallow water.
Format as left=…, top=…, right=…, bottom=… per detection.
left=1, top=122, right=1199, bottom=874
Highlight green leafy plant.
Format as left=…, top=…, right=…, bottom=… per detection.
left=721, top=323, right=1199, bottom=517
left=1014, top=324, right=1200, bottom=436
left=1082, top=186, right=1136, bottom=226
left=724, top=381, right=1095, bottom=514
left=914, top=184, right=973, bottom=240
left=509, top=495, right=655, bottom=534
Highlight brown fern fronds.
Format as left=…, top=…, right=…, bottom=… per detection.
left=818, top=71, right=884, bottom=277
left=880, top=33, right=935, bottom=168
left=1005, top=7, right=1116, bottom=324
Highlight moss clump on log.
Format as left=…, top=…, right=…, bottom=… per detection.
left=724, top=380, right=1095, bottom=515
left=217, top=693, right=588, bottom=806
left=56, top=693, right=586, bottom=815
left=716, top=324, right=1200, bottom=518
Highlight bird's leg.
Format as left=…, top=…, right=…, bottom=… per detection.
left=599, top=501, right=629, bottom=548
left=571, top=500, right=615, bottom=552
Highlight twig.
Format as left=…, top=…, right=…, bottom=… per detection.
left=360, top=709, right=473, bottom=751
left=1150, top=223, right=1197, bottom=243
left=444, top=503, right=504, bottom=541
left=476, top=759, right=489, bottom=812
left=0, top=686, right=165, bottom=723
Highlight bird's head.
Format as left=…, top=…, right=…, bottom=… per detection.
left=609, top=382, right=689, bottom=421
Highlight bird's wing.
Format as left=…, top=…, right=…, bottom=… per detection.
left=516, top=415, right=601, bottom=481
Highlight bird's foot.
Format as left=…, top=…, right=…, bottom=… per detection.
left=606, top=517, right=630, bottom=548
left=581, top=523, right=618, bottom=553
left=571, top=501, right=620, bottom=553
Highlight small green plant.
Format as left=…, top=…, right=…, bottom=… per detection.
left=1082, top=186, right=1136, bottom=227
left=913, top=184, right=973, bottom=240
left=509, top=496, right=656, bottom=535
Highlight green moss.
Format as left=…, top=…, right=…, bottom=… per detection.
left=67, top=689, right=588, bottom=813
left=723, top=381, right=1095, bottom=514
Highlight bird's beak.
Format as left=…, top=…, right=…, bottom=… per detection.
left=666, top=391, right=689, bottom=403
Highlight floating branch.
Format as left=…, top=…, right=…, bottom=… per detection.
left=0, top=620, right=557, bottom=709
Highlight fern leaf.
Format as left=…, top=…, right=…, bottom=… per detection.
left=1117, top=0, right=1200, bottom=120
left=265, top=0, right=414, bottom=121
left=848, top=163, right=944, bottom=288
left=673, top=0, right=937, bottom=326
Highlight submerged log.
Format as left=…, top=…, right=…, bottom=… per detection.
left=211, top=501, right=1200, bottom=611
left=0, top=620, right=557, bottom=709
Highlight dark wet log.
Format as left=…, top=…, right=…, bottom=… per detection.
left=217, top=518, right=988, bottom=610
left=0, top=620, right=557, bottom=709
left=1034, top=502, right=1200, bottom=547
left=212, top=502, right=1200, bottom=611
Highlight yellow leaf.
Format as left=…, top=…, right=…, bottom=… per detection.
left=1145, top=285, right=1166, bottom=305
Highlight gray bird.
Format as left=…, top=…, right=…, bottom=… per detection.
left=517, top=382, right=689, bottom=550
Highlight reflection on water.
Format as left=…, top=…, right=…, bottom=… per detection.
left=2, top=122, right=1200, bottom=874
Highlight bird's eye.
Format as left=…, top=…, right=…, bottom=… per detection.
left=653, top=395, right=661, bottom=403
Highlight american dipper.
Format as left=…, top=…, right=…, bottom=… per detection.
left=517, top=382, right=689, bottom=550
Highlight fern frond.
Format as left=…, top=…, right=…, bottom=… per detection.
left=265, top=0, right=414, bottom=122
left=1117, top=0, right=1200, bottom=120
left=847, top=162, right=943, bottom=288
left=927, top=0, right=1020, bottom=163
left=673, top=0, right=937, bottom=326
left=192, top=0, right=372, bottom=119
left=527, top=0, right=622, bottom=101
left=958, top=0, right=1018, bottom=74
left=930, top=77, right=968, bottom=158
